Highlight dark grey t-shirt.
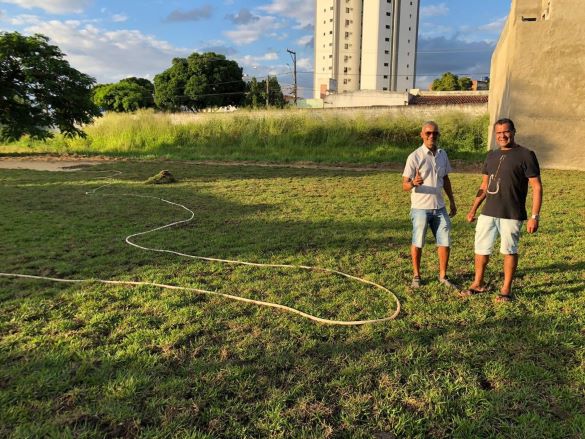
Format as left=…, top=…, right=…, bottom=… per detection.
left=481, top=145, right=540, bottom=220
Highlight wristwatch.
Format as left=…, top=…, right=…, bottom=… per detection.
left=531, top=214, right=540, bottom=220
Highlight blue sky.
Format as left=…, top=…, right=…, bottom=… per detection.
left=0, top=1, right=511, bottom=97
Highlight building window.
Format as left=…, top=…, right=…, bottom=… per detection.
left=386, top=12, right=391, bottom=16
left=386, top=25, right=390, bottom=29
left=385, top=38, right=390, bottom=41
left=383, top=87, right=388, bottom=91
left=345, top=44, right=349, bottom=49
left=385, top=50, right=389, bottom=54
left=383, top=75, right=388, bottom=79
left=384, top=63, right=389, bottom=66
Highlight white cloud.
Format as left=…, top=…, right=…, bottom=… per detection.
left=296, top=35, right=312, bottom=46
left=420, top=3, right=449, bottom=17
left=16, top=17, right=191, bottom=83
left=112, top=14, right=127, bottom=23
left=419, top=23, right=453, bottom=39
left=224, top=15, right=281, bottom=45
left=258, top=0, right=314, bottom=28
left=297, top=57, right=312, bottom=71
left=0, top=0, right=92, bottom=14
left=238, top=51, right=279, bottom=66
left=478, top=16, right=507, bottom=33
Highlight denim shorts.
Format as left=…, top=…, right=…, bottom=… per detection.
left=410, top=207, right=451, bottom=248
left=474, top=214, right=522, bottom=255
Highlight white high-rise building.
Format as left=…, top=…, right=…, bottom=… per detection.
left=314, top=0, right=420, bottom=98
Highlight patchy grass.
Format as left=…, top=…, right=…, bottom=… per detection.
left=0, top=162, right=583, bottom=438
left=1, top=109, right=489, bottom=164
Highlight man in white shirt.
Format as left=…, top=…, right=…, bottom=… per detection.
left=402, top=121, right=458, bottom=289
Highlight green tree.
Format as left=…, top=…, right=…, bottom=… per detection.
left=458, top=76, right=473, bottom=91
left=245, top=76, right=285, bottom=108
left=245, top=77, right=262, bottom=108
left=154, top=52, right=245, bottom=111
left=431, top=72, right=461, bottom=91
left=0, top=32, right=99, bottom=140
left=92, top=78, right=154, bottom=112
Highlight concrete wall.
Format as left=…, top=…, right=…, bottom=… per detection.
left=323, top=90, right=408, bottom=108
left=489, top=0, right=585, bottom=169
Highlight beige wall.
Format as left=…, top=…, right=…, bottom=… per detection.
left=323, top=91, right=408, bottom=108
left=489, top=0, right=585, bottom=169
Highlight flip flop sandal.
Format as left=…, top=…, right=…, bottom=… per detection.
left=495, top=293, right=514, bottom=302
left=459, top=287, right=488, bottom=297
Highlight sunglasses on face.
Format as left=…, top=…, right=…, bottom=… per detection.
left=424, top=131, right=440, bottom=136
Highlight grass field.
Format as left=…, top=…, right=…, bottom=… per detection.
left=0, top=161, right=584, bottom=438
left=1, top=109, right=489, bottom=164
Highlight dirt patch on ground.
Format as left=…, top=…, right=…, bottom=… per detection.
left=0, top=155, right=483, bottom=173
left=0, top=155, right=121, bottom=172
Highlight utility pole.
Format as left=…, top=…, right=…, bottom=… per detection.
left=266, top=74, right=270, bottom=107
left=287, top=48, right=297, bottom=105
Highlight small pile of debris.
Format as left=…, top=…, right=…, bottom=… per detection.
left=145, top=170, right=177, bottom=184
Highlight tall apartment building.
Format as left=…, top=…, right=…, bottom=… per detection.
left=314, top=0, right=420, bottom=98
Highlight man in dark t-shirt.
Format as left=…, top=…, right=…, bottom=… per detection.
left=461, top=118, right=543, bottom=302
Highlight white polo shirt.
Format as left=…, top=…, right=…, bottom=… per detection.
left=402, top=145, right=452, bottom=209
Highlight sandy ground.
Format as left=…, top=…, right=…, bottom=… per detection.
left=0, top=155, right=483, bottom=173
left=0, top=156, right=117, bottom=172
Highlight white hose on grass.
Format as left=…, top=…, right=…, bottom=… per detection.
left=0, top=169, right=401, bottom=325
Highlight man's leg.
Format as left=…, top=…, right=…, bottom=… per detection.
left=462, top=215, right=496, bottom=295
left=409, top=209, right=428, bottom=287
left=437, top=246, right=449, bottom=280
left=411, top=245, right=422, bottom=278
left=431, top=208, right=452, bottom=281
left=495, top=219, right=522, bottom=301
left=472, top=253, right=490, bottom=289
left=501, top=254, right=518, bottom=295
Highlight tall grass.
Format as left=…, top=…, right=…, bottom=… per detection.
left=3, top=109, right=490, bottom=163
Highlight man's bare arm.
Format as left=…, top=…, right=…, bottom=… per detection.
left=466, top=175, right=489, bottom=222
left=443, top=175, right=457, bottom=217
left=527, top=176, right=543, bottom=233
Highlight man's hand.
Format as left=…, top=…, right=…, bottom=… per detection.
left=412, top=168, right=424, bottom=187
left=449, top=204, right=457, bottom=218
left=466, top=209, right=477, bottom=223
left=527, top=218, right=539, bottom=233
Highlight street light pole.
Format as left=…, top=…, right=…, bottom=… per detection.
left=287, top=49, right=297, bottom=105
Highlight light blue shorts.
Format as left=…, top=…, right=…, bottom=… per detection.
left=475, top=214, right=523, bottom=255
left=410, top=207, right=451, bottom=248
